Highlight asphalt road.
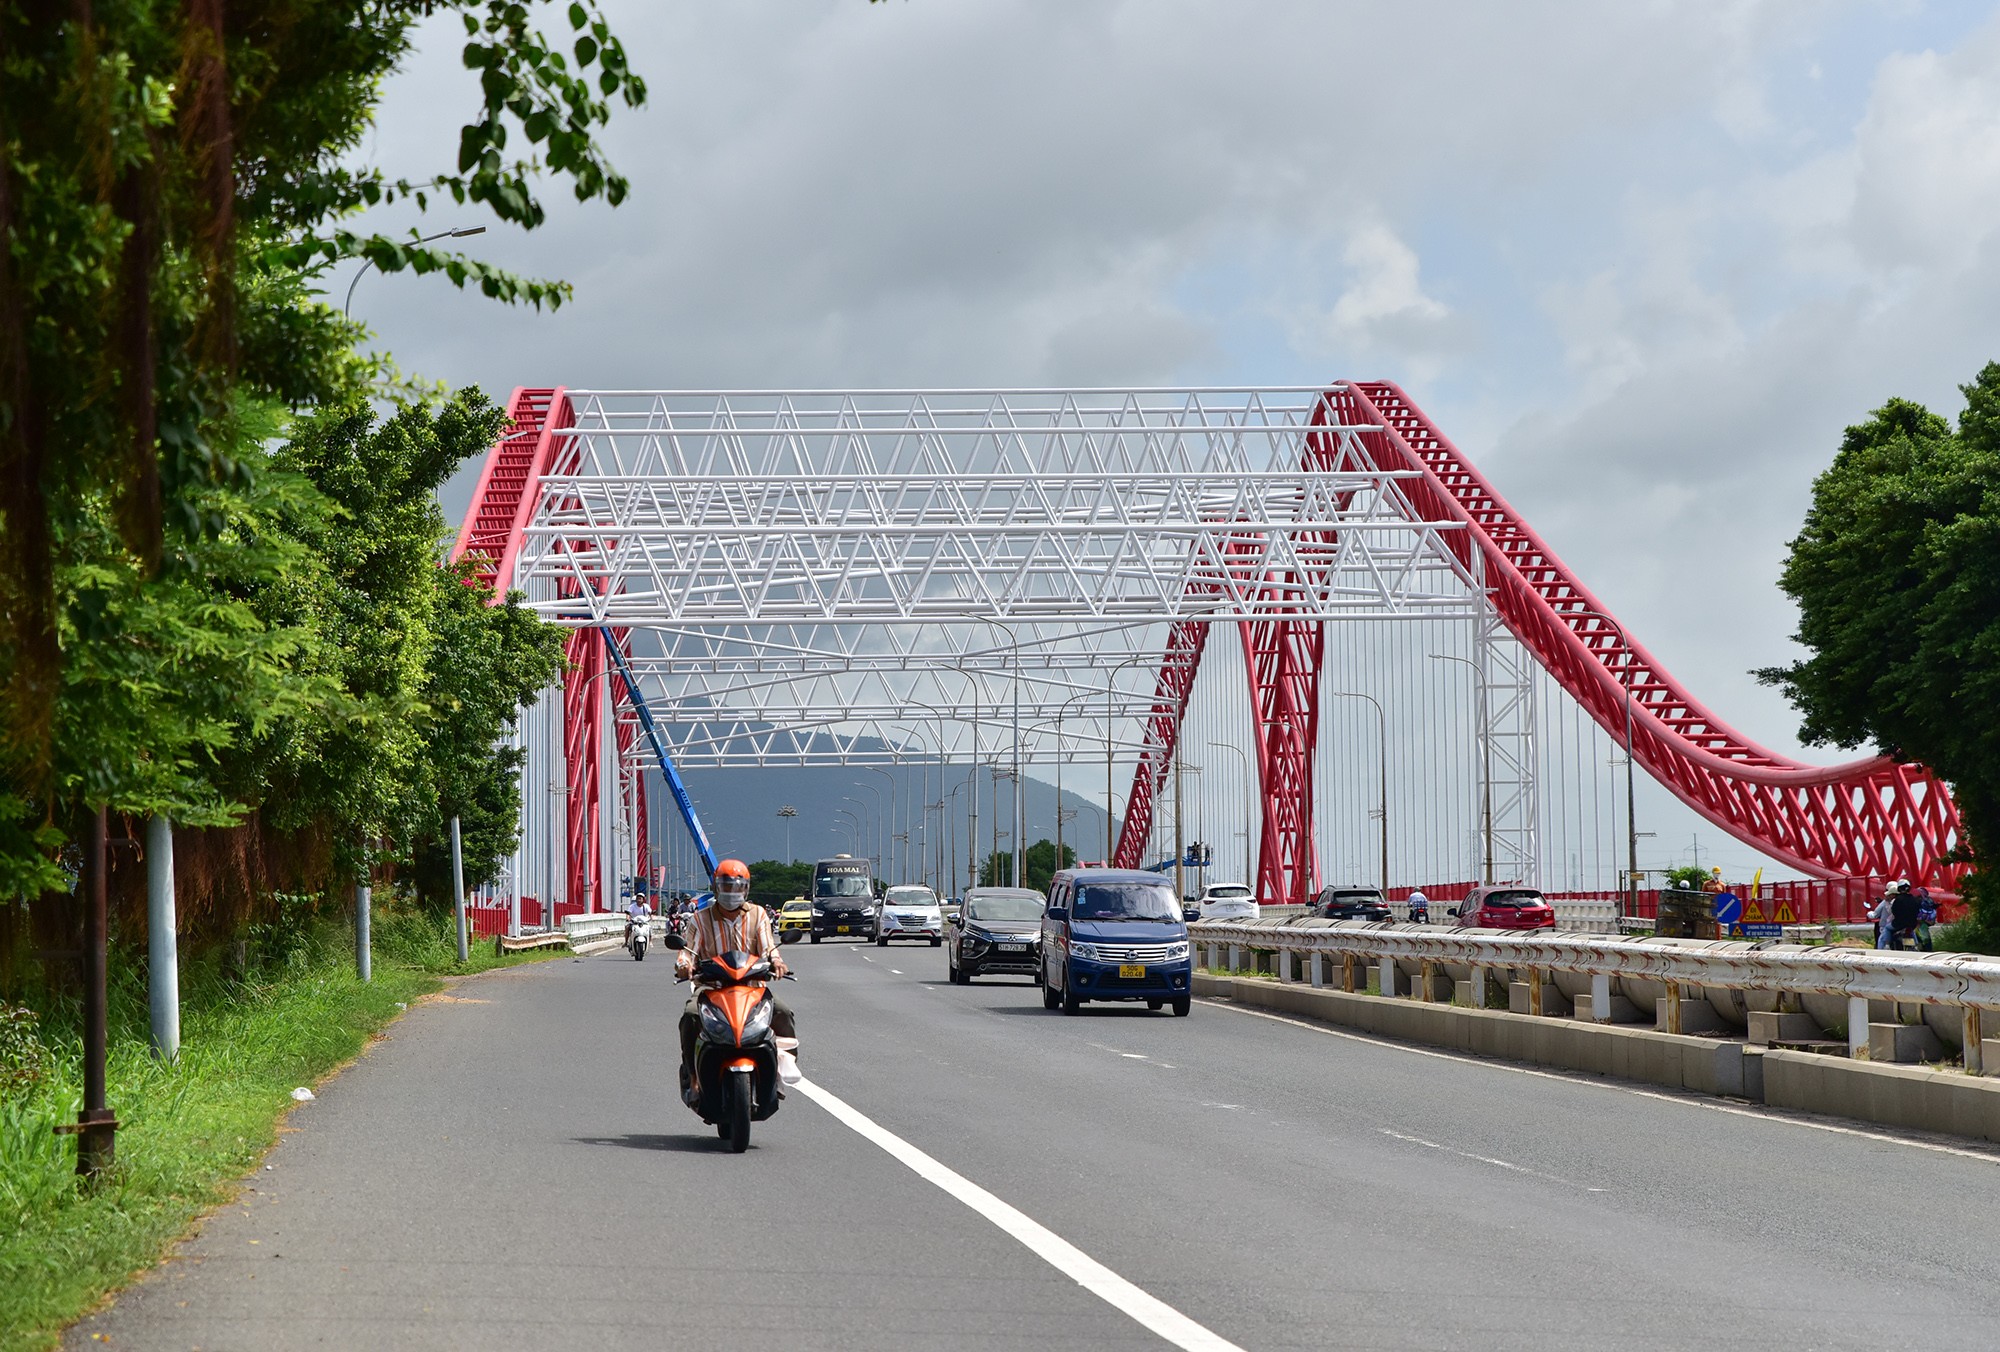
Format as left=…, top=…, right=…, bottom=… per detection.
left=67, top=937, right=2000, bottom=1350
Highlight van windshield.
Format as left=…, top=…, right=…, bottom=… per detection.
left=886, top=888, right=937, bottom=907
left=816, top=876, right=871, bottom=899
left=1073, top=883, right=1180, bottom=922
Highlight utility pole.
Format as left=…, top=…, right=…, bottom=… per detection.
left=451, top=815, right=469, bottom=964
left=67, top=807, right=118, bottom=1178
left=777, top=805, right=796, bottom=864
left=146, top=815, right=179, bottom=1062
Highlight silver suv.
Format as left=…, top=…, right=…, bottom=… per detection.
left=873, top=884, right=944, bottom=947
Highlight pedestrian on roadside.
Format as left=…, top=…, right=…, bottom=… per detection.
left=1886, top=881, right=1921, bottom=951
left=1868, top=887, right=1895, bottom=949
left=1913, top=887, right=1937, bottom=952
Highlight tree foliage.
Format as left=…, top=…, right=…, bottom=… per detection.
left=1759, top=363, right=2000, bottom=935
left=0, top=3, right=643, bottom=919
left=747, top=860, right=814, bottom=908
left=979, top=839, right=1075, bottom=894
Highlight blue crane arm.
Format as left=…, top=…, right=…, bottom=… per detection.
left=599, top=628, right=718, bottom=877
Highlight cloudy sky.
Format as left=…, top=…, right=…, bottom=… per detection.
left=354, top=0, right=2000, bottom=785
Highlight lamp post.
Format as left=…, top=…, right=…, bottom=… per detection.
left=1429, top=653, right=1492, bottom=884
left=862, top=766, right=898, bottom=881
left=776, top=805, right=797, bottom=865
left=1570, top=607, right=1641, bottom=919
left=1207, top=740, right=1254, bottom=892
left=1324, top=693, right=1388, bottom=896
left=343, top=225, right=487, bottom=317
left=1106, top=654, right=1153, bottom=863
left=844, top=792, right=878, bottom=872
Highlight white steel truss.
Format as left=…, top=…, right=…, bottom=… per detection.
left=514, top=387, right=1481, bottom=627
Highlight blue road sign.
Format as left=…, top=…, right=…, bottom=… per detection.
left=1742, top=923, right=1782, bottom=939
left=1712, top=890, right=1743, bottom=926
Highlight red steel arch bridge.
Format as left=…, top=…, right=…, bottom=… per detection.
left=450, top=382, right=1964, bottom=916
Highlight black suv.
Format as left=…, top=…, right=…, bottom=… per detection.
left=1310, top=886, right=1394, bottom=922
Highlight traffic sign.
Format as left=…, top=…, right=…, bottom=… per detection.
left=1742, top=923, right=1782, bottom=939
left=1744, top=898, right=1766, bottom=923
left=1712, top=891, right=1742, bottom=925
left=1773, top=900, right=1797, bottom=924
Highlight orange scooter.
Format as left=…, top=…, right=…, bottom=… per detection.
left=665, top=936, right=788, bottom=1152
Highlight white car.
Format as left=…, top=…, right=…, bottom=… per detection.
left=874, top=884, right=945, bottom=946
left=1197, top=882, right=1259, bottom=921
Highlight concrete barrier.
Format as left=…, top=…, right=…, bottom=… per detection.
left=1196, top=973, right=2000, bottom=1146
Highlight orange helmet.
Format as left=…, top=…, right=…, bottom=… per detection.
left=713, top=859, right=751, bottom=910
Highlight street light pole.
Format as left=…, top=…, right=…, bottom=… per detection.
left=1571, top=607, right=1641, bottom=918
left=1207, top=740, right=1253, bottom=891
left=343, top=225, right=486, bottom=317
left=1429, top=654, right=1492, bottom=884
left=776, top=805, right=797, bottom=865
left=1325, top=693, right=1388, bottom=896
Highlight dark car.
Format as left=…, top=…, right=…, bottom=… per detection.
left=1039, top=868, right=1198, bottom=1016
left=944, top=886, right=1045, bottom=983
left=1450, top=885, right=1556, bottom=931
left=1310, top=886, right=1394, bottom=922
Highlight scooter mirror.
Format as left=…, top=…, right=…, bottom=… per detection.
left=663, top=932, right=686, bottom=950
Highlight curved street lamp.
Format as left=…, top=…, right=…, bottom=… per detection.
left=343, top=225, right=487, bottom=317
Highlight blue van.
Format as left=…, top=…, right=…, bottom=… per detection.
left=1038, top=868, right=1198, bottom=1017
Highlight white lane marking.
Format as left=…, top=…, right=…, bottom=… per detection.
left=1200, top=998, right=2000, bottom=1167
left=796, top=1077, right=1244, bottom=1352
left=1378, top=1128, right=1600, bottom=1191
left=1121, top=1053, right=1147, bottom=1060
left=890, top=969, right=903, bottom=975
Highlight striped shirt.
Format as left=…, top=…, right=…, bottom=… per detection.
left=682, top=902, right=779, bottom=971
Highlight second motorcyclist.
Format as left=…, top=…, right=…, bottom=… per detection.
left=675, top=858, right=796, bottom=1102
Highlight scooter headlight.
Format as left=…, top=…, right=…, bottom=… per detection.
left=743, top=999, right=774, bottom=1040
left=698, top=1002, right=735, bottom=1042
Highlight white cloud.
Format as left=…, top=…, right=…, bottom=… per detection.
left=352, top=0, right=2000, bottom=784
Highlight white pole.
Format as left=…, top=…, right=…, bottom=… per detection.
left=356, top=876, right=372, bottom=983
left=451, top=815, right=469, bottom=962
left=145, top=815, right=179, bottom=1061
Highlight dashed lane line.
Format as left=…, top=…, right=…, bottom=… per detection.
left=795, top=1076, right=1244, bottom=1352
left=1199, top=997, right=2000, bottom=1166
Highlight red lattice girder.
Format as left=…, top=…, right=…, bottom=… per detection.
left=1111, top=621, right=1211, bottom=870
left=1349, top=380, right=1964, bottom=890
left=562, top=626, right=605, bottom=911
left=450, top=387, right=573, bottom=596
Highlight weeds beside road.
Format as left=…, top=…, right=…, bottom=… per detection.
left=0, top=911, right=558, bottom=1352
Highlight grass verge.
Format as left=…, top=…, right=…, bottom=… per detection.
left=0, top=907, right=559, bottom=1351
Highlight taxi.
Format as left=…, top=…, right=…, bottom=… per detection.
left=777, top=896, right=813, bottom=943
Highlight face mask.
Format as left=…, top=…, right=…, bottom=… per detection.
left=718, top=892, right=745, bottom=912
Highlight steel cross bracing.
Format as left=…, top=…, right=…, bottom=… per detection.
left=453, top=380, right=1970, bottom=917
left=510, top=388, right=1480, bottom=626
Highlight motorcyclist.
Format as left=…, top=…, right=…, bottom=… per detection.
left=624, top=891, right=652, bottom=946
left=1406, top=889, right=1429, bottom=924
left=676, top=858, right=795, bottom=1103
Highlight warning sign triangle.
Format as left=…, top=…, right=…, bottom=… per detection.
left=1744, top=899, right=1766, bottom=923
left=1773, top=900, right=1796, bottom=924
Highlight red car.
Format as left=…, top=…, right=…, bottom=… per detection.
left=1449, top=886, right=1556, bottom=931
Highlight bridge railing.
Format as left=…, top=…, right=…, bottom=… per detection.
left=1188, top=916, right=1999, bottom=1068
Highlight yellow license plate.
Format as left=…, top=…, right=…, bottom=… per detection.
left=837, top=925, right=850, bottom=933
left=1119, top=964, right=1146, bottom=979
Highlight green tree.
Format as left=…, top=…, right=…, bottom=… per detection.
left=250, top=391, right=566, bottom=902
left=1758, top=364, right=2000, bottom=941
left=0, top=0, right=643, bottom=891
left=978, top=839, right=1074, bottom=894
left=747, top=860, right=814, bottom=908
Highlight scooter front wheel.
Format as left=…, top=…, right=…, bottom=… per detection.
left=726, top=1071, right=753, bottom=1153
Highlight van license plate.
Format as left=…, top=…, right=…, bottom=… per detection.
left=1119, top=964, right=1146, bottom=979
left=837, top=925, right=850, bottom=933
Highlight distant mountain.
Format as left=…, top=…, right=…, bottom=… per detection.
left=644, top=761, right=1114, bottom=890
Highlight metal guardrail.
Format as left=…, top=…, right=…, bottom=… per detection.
left=1188, top=916, right=2000, bottom=1067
